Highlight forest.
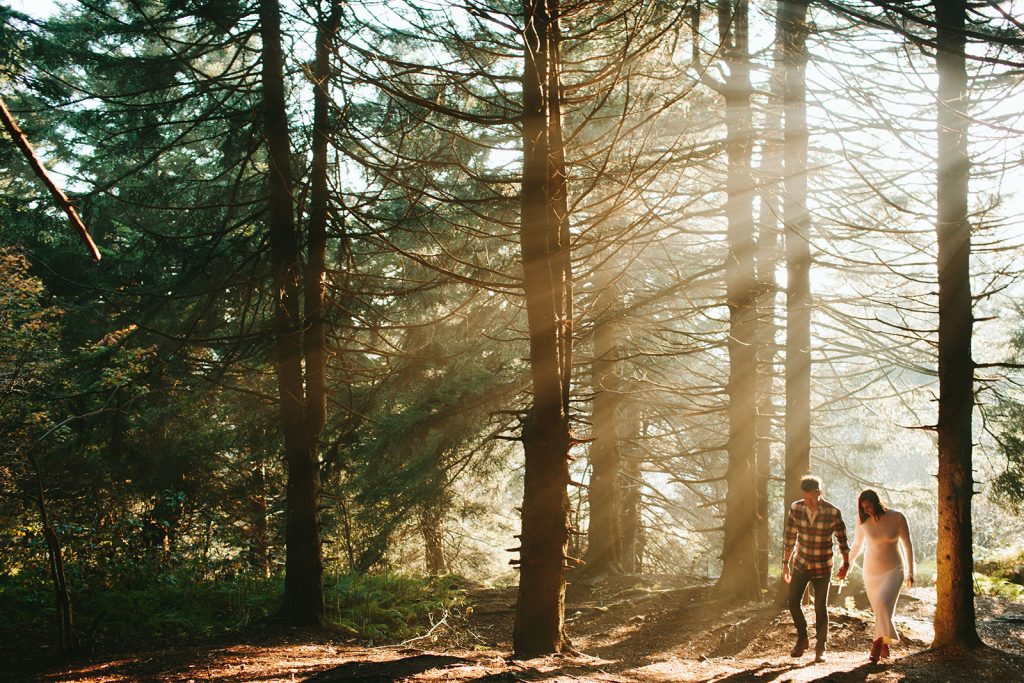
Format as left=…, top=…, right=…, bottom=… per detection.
left=2, top=0, right=1024, bottom=681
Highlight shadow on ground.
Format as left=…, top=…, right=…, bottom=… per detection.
left=304, top=654, right=470, bottom=682
left=23, top=581, right=1024, bottom=683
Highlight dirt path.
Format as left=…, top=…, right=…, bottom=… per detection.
left=22, top=583, right=1024, bottom=682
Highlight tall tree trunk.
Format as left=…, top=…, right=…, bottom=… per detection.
left=419, top=504, right=448, bottom=575
left=27, top=448, right=79, bottom=656
left=249, top=456, right=271, bottom=578
left=513, top=0, right=573, bottom=658
left=932, top=0, right=982, bottom=650
left=780, top=0, right=811, bottom=511
left=754, top=24, right=784, bottom=588
left=548, top=0, right=572, bottom=416
left=305, top=0, right=341, bottom=453
left=259, top=0, right=324, bottom=625
left=716, top=0, right=761, bottom=600
left=584, top=269, right=623, bottom=576
left=619, top=402, right=644, bottom=574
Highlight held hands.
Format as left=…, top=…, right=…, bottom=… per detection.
left=905, top=574, right=915, bottom=588
left=836, top=562, right=849, bottom=581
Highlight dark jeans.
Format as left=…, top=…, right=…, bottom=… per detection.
left=788, top=567, right=830, bottom=645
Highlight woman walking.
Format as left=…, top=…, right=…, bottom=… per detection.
left=849, top=489, right=915, bottom=663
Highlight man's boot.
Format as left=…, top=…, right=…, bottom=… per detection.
left=790, top=636, right=809, bottom=657
left=814, top=641, right=827, bottom=663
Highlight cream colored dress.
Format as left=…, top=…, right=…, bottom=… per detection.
left=849, top=509, right=914, bottom=642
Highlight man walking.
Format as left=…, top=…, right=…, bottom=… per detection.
left=782, top=475, right=849, bottom=662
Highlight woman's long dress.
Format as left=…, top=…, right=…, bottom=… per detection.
left=849, top=510, right=914, bottom=642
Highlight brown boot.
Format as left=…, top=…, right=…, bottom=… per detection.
left=880, top=642, right=890, bottom=660
left=814, top=641, right=827, bottom=663
left=790, top=636, right=809, bottom=657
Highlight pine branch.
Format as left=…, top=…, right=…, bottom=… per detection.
left=0, top=96, right=101, bottom=262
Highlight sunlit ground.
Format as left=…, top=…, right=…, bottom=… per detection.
left=34, top=582, right=1024, bottom=683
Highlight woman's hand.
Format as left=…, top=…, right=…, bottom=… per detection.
left=905, top=574, right=915, bottom=588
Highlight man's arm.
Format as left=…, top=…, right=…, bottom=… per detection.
left=849, top=517, right=864, bottom=566
left=782, top=503, right=798, bottom=582
left=834, top=508, right=850, bottom=579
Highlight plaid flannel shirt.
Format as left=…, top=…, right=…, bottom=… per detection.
left=784, top=498, right=849, bottom=578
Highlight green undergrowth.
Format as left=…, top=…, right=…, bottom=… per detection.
left=974, top=548, right=1024, bottom=601
left=327, top=573, right=466, bottom=641
left=975, top=548, right=1024, bottom=584
left=973, top=572, right=1024, bottom=601
left=0, top=568, right=466, bottom=654
left=973, top=548, right=1024, bottom=601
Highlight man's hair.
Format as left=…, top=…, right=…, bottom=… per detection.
left=800, top=475, right=822, bottom=493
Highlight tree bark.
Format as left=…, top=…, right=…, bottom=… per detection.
left=27, top=448, right=79, bottom=656
left=259, top=0, right=324, bottom=625
left=248, top=457, right=271, bottom=578
left=513, top=0, right=573, bottom=658
left=584, top=270, right=623, bottom=576
left=780, top=0, right=812, bottom=512
left=932, top=0, right=982, bottom=651
left=304, top=1, right=341, bottom=450
left=419, top=505, right=449, bottom=575
left=619, top=402, right=644, bottom=574
left=716, top=0, right=761, bottom=601
left=548, top=5, right=572, bottom=417
left=0, top=95, right=101, bottom=261
left=754, top=15, right=785, bottom=588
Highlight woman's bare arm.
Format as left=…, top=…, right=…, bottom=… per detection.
left=898, top=512, right=915, bottom=585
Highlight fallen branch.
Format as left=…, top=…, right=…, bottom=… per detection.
left=397, top=608, right=453, bottom=646
left=0, top=95, right=101, bottom=261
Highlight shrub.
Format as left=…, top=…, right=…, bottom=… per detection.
left=973, top=572, right=1024, bottom=602
left=77, top=571, right=282, bottom=643
left=975, top=548, right=1024, bottom=586
left=326, top=572, right=466, bottom=642
left=2, top=569, right=466, bottom=652
left=0, top=573, right=52, bottom=646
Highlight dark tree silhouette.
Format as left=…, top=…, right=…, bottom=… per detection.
left=512, top=0, right=575, bottom=657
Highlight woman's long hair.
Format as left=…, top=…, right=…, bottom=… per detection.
left=856, top=489, right=888, bottom=520
left=858, top=489, right=888, bottom=523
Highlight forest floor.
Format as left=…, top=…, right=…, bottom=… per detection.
left=16, top=576, right=1024, bottom=683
